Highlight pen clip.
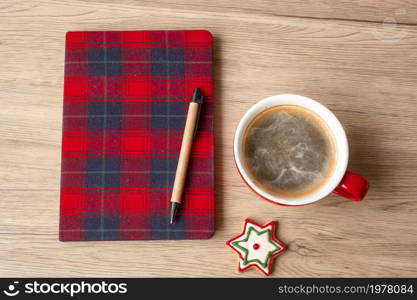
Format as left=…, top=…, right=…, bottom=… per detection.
left=191, top=88, right=204, bottom=140
left=193, top=103, right=202, bottom=140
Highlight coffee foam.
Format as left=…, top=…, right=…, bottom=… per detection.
left=243, top=105, right=336, bottom=198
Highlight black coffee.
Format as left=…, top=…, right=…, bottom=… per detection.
left=243, top=105, right=336, bottom=198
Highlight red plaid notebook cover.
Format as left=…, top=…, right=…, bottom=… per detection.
left=60, top=30, right=214, bottom=241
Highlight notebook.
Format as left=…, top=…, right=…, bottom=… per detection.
left=59, top=30, right=214, bottom=241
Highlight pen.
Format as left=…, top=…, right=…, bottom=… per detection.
left=170, top=88, right=204, bottom=224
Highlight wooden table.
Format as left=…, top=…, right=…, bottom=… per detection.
left=1, top=0, right=416, bottom=277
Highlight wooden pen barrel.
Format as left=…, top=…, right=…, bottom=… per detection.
left=170, top=102, right=200, bottom=204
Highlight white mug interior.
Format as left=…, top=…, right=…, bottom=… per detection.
left=233, top=94, right=349, bottom=205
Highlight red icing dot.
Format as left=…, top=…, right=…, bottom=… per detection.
left=253, top=243, right=260, bottom=250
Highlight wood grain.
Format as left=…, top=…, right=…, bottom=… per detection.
left=0, top=0, right=416, bottom=277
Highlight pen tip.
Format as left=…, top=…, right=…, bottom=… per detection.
left=170, top=202, right=179, bottom=225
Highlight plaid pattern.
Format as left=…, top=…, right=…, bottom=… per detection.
left=60, top=30, right=214, bottom=241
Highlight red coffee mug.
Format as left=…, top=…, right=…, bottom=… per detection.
left=233, top=94, right=369, bottom=206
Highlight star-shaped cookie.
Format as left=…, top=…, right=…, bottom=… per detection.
left=226, top=219, right=286, bottom=276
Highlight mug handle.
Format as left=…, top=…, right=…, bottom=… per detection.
left=332, top=171, right=369, bottom=201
